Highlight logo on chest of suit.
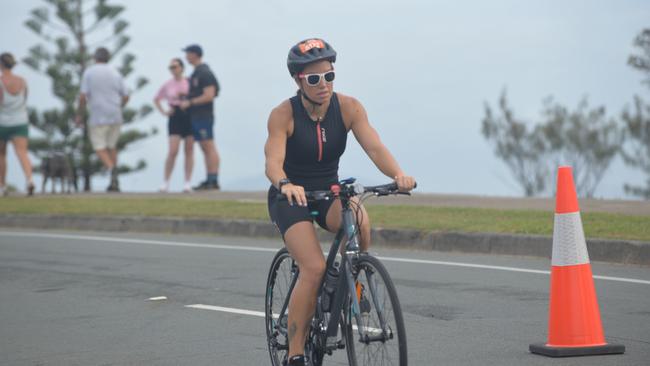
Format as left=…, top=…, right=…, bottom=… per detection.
left=321, top=127, right=327, bottom=143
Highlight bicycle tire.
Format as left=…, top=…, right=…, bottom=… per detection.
left=344, top=254, right=408, bottom=366
left=265, top=248, right=294, bottom=366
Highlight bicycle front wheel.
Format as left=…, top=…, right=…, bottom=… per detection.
left=265, top=248, right=295, bottom=366
left=344, top=254, right=407, bottom=366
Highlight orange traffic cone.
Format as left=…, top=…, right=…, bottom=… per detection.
left=529, top=166, right=625, bottom=357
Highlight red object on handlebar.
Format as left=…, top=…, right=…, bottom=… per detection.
left=330, top=184, right=341, bottom=197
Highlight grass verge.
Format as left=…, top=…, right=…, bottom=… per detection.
left=1, top=196, right=648, bottom=242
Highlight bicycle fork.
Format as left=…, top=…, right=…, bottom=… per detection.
left=360, top=267, right=394, bottom=343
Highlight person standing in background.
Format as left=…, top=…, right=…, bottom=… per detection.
left=154, top=58, right=194, bottom=193
left=76, top=47, right=129, bottom=192
left=0, top=52, right=34, bottom=196
left=179, top=44, right=221, bottom=190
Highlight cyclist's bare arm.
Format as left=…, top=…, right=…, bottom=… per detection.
left=339, top=94, right=416, bottom=191
left=264, top=101, right=307, bottom=206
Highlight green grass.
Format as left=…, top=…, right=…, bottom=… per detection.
left=1, top=196, right=648, bottom=242
left=367, top=205, right=650, bottom=242
left=0, top=197, right=269, bottom=221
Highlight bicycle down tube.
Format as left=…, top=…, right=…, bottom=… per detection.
left=326, top=205, right=361, bottom=341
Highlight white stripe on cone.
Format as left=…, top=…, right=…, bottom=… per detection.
left=552, top=212, right=590, bottom=267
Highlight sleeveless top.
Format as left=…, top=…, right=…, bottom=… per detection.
left=284, top=92, right=348, bottom=190
left=0, top=78, right=28, bottom=127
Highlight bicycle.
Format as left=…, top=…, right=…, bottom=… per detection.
left=265, top=178, right=413, bottom=366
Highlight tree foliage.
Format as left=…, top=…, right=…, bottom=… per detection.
left=621, top=28, right=650, bottom=199
left=539, top=97, right=621, bottom=198
left=483, top=90, right=621, bottom=198
left=482, top=91, right=548, bottom=197
left=23, top=0, right=154, bottom=191
left=628, top=29, right=650, bottom=87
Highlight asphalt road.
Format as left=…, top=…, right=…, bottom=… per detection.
left=1, top=230, right=649, bottom=366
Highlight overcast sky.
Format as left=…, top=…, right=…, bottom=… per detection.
left=1, top=0, right=648, bottom=198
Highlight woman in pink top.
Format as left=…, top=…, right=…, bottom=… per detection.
left=154, top=58, right=193, bottom=192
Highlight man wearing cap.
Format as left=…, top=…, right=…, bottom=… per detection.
left=179, top=44, right=221, bottom=190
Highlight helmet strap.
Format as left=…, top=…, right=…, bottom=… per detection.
left=298, top=88, right=323, bottom=107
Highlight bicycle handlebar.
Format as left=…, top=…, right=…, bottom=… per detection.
left=277, top=180, right=417, bottom=202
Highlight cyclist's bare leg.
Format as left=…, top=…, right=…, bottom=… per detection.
left=283, top=221, right=326, bottom=358
left=325, top=197, right=371, bottom=252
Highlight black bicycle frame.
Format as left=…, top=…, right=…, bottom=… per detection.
left=324, top=202, right=363, bottom=341
left=324, top=198, right=393, bottom=341
left=274, top=196, right=364, bottom=344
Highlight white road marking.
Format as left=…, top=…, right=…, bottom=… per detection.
left=0, top=231, right=278, bottom=252
left=379, top=257, right=550, bottom=275
left=590, top=275, right=650, bottom=285
left=147, top=296, right=168, bottom=301
left=378, top=257, right=650, bottom=285
left=185, top=304, right=383, bottom=333
left=185, top=304, right=265, bottom=317
left=1, top=231, right=649, bottom=285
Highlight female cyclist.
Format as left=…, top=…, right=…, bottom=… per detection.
left=264, top=38, right=416, bottom=366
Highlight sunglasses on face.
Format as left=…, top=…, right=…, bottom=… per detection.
left=168, top=65, right=180, bottom=70
left=298, top=70, right=335, bottom=86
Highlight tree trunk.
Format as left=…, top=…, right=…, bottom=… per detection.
left=74, top=0, right=92, bottom=192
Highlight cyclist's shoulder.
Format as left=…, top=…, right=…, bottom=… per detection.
left=336, top=93, right=367, bottom=124
left=268, top=99, right=293, bottom=130
left=335, top=92, right=362, bottom=107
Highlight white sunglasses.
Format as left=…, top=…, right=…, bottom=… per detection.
left=298, top=70, right=336, bottom=86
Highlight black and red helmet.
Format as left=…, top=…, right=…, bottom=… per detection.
left=287, top=38, right=337, bottom=76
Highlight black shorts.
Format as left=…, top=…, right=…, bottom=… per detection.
left=267, top=185, right=337, bottom=237
left=168, top=107, right=192, bottom=137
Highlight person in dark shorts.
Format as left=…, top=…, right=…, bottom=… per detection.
left=154, top=58, right=194, bottom=192
left=179, top=44, right=221, bottom=190
left=264, top=38, right=416, bottom=366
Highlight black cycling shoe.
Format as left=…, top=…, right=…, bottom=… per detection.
left=285, top=355, right=306, bottom=366
left=193, top=180, right=220, bottom=191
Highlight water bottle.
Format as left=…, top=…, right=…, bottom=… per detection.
left=321, top=258, right=340, bottom=312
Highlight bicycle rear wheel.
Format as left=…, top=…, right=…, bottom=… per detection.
left=265, top=248, right=295, bottom=366
left=344, top=254, right=407, bottom=366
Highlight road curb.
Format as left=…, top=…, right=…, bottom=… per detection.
left=1, top=214, right=648, bottom=266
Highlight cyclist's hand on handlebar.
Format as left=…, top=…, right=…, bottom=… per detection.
left=394, top=174, right=416, bottom=192
left=281, top=183, right=307, bottom=207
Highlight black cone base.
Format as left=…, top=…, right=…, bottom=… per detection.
left=529, top=342, right=625, bottom=357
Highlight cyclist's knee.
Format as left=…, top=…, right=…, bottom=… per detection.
left=360, top=210, right=371, bottom=229
left=354, top=205, right=371, bottom=230
left=300, top=259, right=325, bottom=285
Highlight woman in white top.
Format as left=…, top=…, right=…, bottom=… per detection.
left=0, top=52, right=34, bottom=196
left=154, top=58, right=193, bottom=192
